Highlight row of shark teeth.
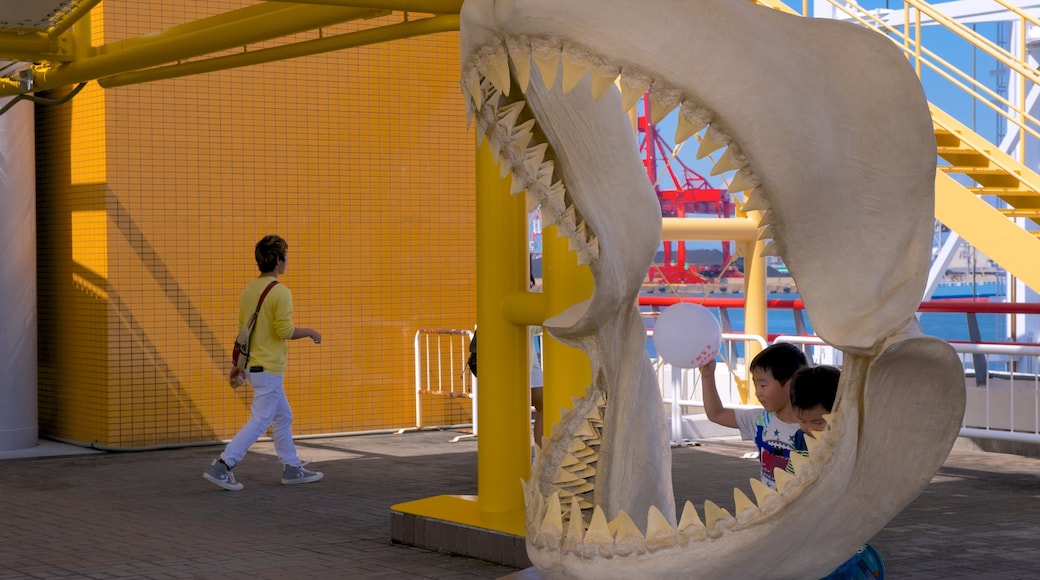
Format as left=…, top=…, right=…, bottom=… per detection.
left=525, top=386, right=607, bottom=530
left=462, top=35, right=780, bottom=260
left=527, top=405, right=837, bottom=558
left=465, top=68, right=600, bottom=266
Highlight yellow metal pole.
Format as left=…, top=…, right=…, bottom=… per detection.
left=740, top=234, right=767, bottom=406
left=662, top=216, right=758, bottom=242
left=31, top=4, right=386, bottom=92
left=99, top=15, right=459, bottom=88
left=475, top=141, right=530, bottom=517
left=270, top=0, right=464, bottom=12
left=541, top=227, right=593, bottom=441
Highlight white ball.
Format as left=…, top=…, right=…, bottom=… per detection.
left=653, top=303, right=722, bottom=368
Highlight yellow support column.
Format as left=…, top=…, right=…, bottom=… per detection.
left=541, top=226, right=593, bottom=439
left=390, top=142, right=531, bottom=542
left=740, top=234, right=768, bottom=406
left=475, top=141, right=532, bottom=520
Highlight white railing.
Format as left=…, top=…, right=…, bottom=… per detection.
left=654, top=332, right=1040, bottom=445
left=411, top=328, right=476, bottom=435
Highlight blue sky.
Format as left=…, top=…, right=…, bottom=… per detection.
left=646, top=0, right=1007, bottom=198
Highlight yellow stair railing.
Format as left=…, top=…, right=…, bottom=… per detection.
left=755, top=0, right=1040, bottom=293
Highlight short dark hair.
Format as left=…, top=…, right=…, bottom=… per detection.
left=255, top=235, right=288, bottom=273
left=789, top=365, right=840, bottom=412
left=748, top=342, right=808, bottom=384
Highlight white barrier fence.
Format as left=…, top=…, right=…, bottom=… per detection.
left=411, top=328, right=476, bottom=437
left=412, top=327, right=1040, bottom=446
left=655, top=333, right=1040, bottom=445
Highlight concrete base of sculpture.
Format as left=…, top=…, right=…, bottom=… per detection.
left=390, top=500, right=532, bottom=569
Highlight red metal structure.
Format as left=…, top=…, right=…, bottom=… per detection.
left=639, top=93, right=738, bottom=285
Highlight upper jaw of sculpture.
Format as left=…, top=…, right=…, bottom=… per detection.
left=461, top=1, right=965, bottom=577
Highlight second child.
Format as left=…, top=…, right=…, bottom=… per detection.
left=699, top=342, right=808, bottom=489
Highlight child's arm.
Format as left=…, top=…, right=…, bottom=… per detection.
left=699, top=360, right=738, bottom=429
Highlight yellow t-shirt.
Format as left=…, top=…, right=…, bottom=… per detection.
left=239, top=277, right=295, bottom=374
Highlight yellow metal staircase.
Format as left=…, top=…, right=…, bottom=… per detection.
left=754, top=0, right=1040, bottom=294
left=930, top=105, right=1040, bottom=293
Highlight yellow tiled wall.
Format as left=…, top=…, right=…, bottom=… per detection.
left=36, top=2, right=476, bottom=447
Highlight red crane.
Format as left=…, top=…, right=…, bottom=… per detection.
left=638, top=93, right=737, bottom=285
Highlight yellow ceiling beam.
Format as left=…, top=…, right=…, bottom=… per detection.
left=0, top=31, right=59, bottom=62
left=98, top=14, right=459, bottom=88
left=18, top=3, right=387, bottom=95
left=266, top=0, right=463, bottom=12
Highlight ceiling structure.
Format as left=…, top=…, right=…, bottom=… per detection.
left=0, top=1, right=462, bottom=97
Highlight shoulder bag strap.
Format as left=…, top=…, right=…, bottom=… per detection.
left=246, top=280, right=280, bottom=347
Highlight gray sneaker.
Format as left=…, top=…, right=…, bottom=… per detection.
left=282, top=462, right=323, bottom=485
left=203, top=459, right=244, bottom=491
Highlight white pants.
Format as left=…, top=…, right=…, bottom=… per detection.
left=221, top=371, right=301, bottom=468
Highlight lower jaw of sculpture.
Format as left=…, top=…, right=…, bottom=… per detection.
left=463, top=31, right=966, bottom=580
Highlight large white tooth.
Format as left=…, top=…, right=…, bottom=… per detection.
left=590, top=65, right=619, bottom=100
left=774, top=466, right=795, bottom=491
left=479, top=50, right=511, bottom=97
left=645, top=505, right=677, bottom=552
left=525, top=142, right=549, bottom=168
left=544, top=180, right=566, bottom=216
left=499, top=157, right=515, bottom=180
left=697, top=126, right=729, bottom=159
left=703, top=499, right=733, bottom=529
left=505, top=37, right=531, bottom=94
left=733, top=487, right=758, bottom=517
left=535, top=492, right=564, bottom=549
left=727, top=168, right=759, bottom=193
left=568, top=221, right=588, bottom=252
left=677, top=500, right=705, bottom=535
left=558, top=205, right=577, bottom=238
left=561, top=46, right=589, bottom=94
left=535, top=160, right=555, bottom=190
left=584, top=506, right=614, bottom=558
left=822, top=413, right=835, bottom=424
left=757, top=224, right=776, bottom=241
left=574, top=418, right=599, bottom=440
left=568, top=464, right=596, bottom=480
left=510, top=118, right=536, bottom=149
left=710, top=144, right=747, bottom=175
left=464, top=67, right=482, bottom=111
left=804, top=432, right=821, bottom=454
left=760, top=240, right=780, bottom=257
left=526, top=191, right=542, bottom=214
left=675, top=104, right=710, bottom=144
left=532, top=43, right=561, bottom=90
left=612, top=510, right=645, bottom=557
left=577, top=236, right=599, bottom=265
left=742, top=188, right=769, bottom=212
left=496, top=101, right=525, bottom=131
left=789, top=450, right=810, bottom=474
left=649, top=89, right=680, bottom=125
left=554, top=467, right=582, bottom=485
left=561, top=481, right=595, bottom=494
left=508, top=168, right=528, bottom=196
left=757, top=209, right=775, bottom=229
left=562, top=497, right=584, bottom=555
left=618, top=73, right=650, bottom=112
left=749, top=477, right=778, bottom=507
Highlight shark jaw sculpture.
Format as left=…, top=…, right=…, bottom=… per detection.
left=461, top=1, right=967, bottom=577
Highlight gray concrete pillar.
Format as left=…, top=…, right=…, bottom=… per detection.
left=0, top=96, right=38, bottom=451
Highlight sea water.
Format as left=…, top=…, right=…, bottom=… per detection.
left=643, top=292, right=1009, bottom=359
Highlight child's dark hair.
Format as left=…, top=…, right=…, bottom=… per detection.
left=748, top=342, right=809, bottom=384
left=789, top=365, right=840, bottom=411
left=255, top=235, right=288, bottom=273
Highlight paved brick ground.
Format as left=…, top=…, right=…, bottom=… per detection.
left=1, top=431, right=1039, bottom=579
